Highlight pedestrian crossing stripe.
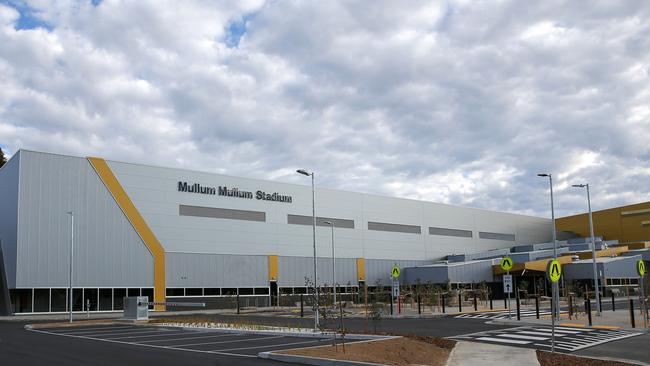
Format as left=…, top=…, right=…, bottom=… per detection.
left=450, top=326, right=642, bottom=352
left=454, top=309, right=556, bottom=319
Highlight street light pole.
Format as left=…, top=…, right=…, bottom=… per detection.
left=573, top=183, right=601, bottom=315
left=538, top=174, right=559, bottom=321
left=297, top=169, right=319, bottom=331
left=67, top=211, right=74, bottom=323
left=324, top=221, right=336, bottom=307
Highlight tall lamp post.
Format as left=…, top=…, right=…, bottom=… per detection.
left=297, top=169, right=319, bottom=331
left=67, top=211, right=74, bottom=323
left=572, top=183, right=601, bottom=316
left=537, top=173, right=560, bottom=321
left=324, top=221, right=336, bottom=307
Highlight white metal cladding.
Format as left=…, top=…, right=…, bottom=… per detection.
left=166, top=252, right=268, bottom=287
left=402, top=259, right=498, bottom=285
left=0, top=153, right=20, bottom=288
left=364, top=259, right=433, bottom=286
left=277, top=256, right=356, bottom=287
left=106, top=158, right=552, bottom=262
left=15, top=151, right=154, bottom=288
left=564, top=256, right=641, bottom=280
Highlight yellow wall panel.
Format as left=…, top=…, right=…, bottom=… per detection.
left=556, top=201, right=650, bottom=243
left=356, top=258, right=365, bottom=281
left=268, top=255, right=278, bottom=281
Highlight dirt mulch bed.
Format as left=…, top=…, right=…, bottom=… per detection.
left=279, top=335, right=453, bottom=366
left=537, top=350, right=636, bottom=366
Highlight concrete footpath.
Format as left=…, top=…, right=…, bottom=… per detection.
left=446, top=341, right=540, bottom=366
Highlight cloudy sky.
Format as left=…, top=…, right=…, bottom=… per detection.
left=0, top=0, right=648, bottom=217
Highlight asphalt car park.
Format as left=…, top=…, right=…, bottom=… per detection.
left=28, top=324, right=345, bottom=358
left=2, top=315, right=649, bottom=365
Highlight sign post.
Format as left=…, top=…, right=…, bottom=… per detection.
left=637, top=259, right=647, bottom=328
left=500, top=256, right=514, bottom=319
left=547, top=259, right=562, bottom=354
left=391, top=265, right=400, bottom=315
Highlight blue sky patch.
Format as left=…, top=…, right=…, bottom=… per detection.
left=1, top=0, right=52, bottom=30
left=224, top=15, right=252, bottom=48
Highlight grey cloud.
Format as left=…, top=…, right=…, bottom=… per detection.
left=0, top=0, right=648, bottom=218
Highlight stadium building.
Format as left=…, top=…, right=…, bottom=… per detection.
left=0, top=150, right=647, bottom=315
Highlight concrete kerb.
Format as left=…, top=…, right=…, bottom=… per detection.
left=258, top=336, right=402, bottom=366
left=259, top=352, right=387, bottom=366
left=570, top=354, right=650, bottom=366
left=158, top=323, right=393, bottom=340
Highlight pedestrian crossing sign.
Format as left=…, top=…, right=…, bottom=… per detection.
left=546, top=259, right=562, bottom=283
left=638, top=259, right=646, bottom=277
left=391, top=265, right=400, bottom=279
left=500, top=256, right=513, bottom=271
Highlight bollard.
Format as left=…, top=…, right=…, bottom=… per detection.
left=569, top=295, right=573, bottom=320
left=390, top=293, right=394, bottom=315
left=86, top=299, right=90, bottom=319
left=237, top=293, right=240, bottom=314
left=629, top=299, right=635, bottom=328
left=535, top=296, right=540, bottom=319
left=586, top=299, right=592, bottom=326
left=504, top=297, right=507, bottom=310
left=441, top=294, right=445, bottom=313
left=458, top=293, right=462, bottom=312
left=300, top=294, right=304, bottom=318
left=489, top=294, right=493, bottom=310
left=598, top=294, right=602, bottom=314
left=473, top=293, right=477, bottom=311
left=516, top=296, right=521, bottom=321
left=611, top=292, right=615, bottom=312
left=417, top=294, right=421, bottom=315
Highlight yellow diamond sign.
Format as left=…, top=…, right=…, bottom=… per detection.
left=638, top=259, right=646, bottom=277
left=391, top=265, right=400, bottom=279
left=500, top=256, right=513, bottom=271
left=546, top=259, right=562, bottom=283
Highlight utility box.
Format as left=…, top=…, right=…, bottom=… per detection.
left=123, top=296, right=149, bottom=320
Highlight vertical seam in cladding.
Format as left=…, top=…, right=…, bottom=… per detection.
left=86, top=157, right=166, bottom=310
left=14, top=152, right=21, bottom=289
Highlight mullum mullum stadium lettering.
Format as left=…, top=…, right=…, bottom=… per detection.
left=177, top=182, right=292, bottom=203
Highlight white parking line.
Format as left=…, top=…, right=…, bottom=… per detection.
left=52, top=326, right=137, bottom=334
left=27, top=328, right=257, bottom=358
left=175, top=335, right=284, bottom=348
left=88, top=329, right=183, bottom=338
left=104, top=330, right=198, bottom=340
left=213, top=339, right=325, bottom=353
left=136, top=333, right=238, bottom=344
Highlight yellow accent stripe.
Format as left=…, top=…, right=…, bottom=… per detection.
left=87, top=157, right=166, bottom=311
left=593, top=325, right=622, bottom=329
left=268, top=255, right=278, bottom=281
left=356, top=258, right=365, bottom=281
